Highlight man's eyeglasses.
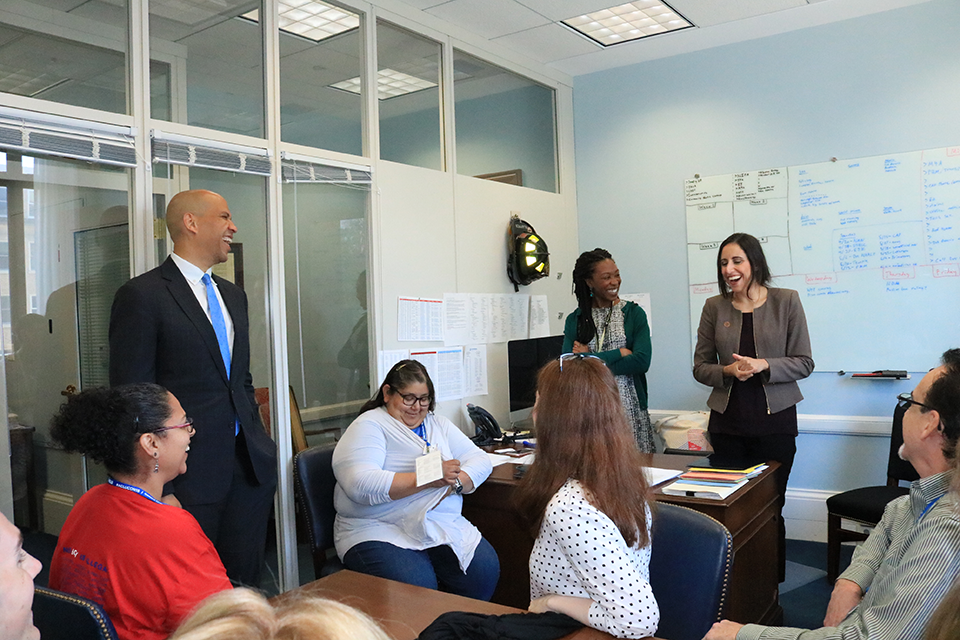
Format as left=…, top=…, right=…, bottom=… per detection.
left=391, top=389, right=432, bottom=407
left=154, top=418, right=195, bottom=436
left=558, top=352, right=602, bottom=371
left=896, top=392, right=935, bottom=413
left=896, top=393, right=945, bottom=432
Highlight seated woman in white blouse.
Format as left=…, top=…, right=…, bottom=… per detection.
left=332, top=360, right=499, bottom=600
left=515, top=354, right=659, bottom=639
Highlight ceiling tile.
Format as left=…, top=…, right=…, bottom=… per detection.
left=425, top=0, right=550, bottom=39
left=669, top=0, right=808, bottom=28
left=515, top=0, right=642, bottom=22
left=398, top=0, right=452, bottom=9
left=492, top=23, right=599, bottom=64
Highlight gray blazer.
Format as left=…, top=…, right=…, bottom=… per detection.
left=693, top=288, right=814, bottom=415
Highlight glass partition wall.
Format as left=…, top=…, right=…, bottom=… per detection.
left=0, top=0, right=562, bottom=592
left=453, top=50, right=558, bottom=193
left=0, top=151, right=131, bottom=532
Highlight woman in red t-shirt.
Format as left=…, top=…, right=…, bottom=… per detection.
left=49, top=384, right=231, bottom=640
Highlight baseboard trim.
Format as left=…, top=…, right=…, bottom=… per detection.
left=648, top=409, right=890, bottom=436
left=42, top=490, right=74, bottom=536
left=783, top=488, right=831, bottom=542
left=648, top=409, right=890, bottom=541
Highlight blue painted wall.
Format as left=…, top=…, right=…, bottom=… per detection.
left=572, top=0, right=960, bottom=490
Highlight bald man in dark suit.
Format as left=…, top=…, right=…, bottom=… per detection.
left=109, top=189, right=277, bottom=587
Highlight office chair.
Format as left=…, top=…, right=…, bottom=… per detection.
left=825, top=403, right=917, bottom=583
left=294, top=442, right=345, bottom=578
left=254, top=386, right=271, bottom=435
left=33, top=586, right=118, bottom=640
left=649, top=503, right=732, bottom=640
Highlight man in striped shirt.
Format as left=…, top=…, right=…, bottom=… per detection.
left=705, top=348, right=960, bottom=640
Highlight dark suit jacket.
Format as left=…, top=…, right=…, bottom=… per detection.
left=108, top=256, right=277, bottom=505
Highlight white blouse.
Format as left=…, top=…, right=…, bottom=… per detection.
left=529, top=479, right=659, bottom=639
left=332, top=408, right=493, bottom=572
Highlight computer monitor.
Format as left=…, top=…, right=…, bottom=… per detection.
left=507, top=334, right=564, bottom=427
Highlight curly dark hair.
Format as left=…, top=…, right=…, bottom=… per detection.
left=359, top=360, right=436, bottom=415
left=572, top=248, right=614, bottom=345
left=50, top=384, right=173, bottom=476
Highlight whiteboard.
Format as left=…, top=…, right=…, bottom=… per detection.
left=685, top=147, right=960, bottom=372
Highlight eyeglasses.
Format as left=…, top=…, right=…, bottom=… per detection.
left=390, top=388, right=431, bottom=407
left=896, top=393, right=935, bottom=413
left=896, top=393, right=945, bottom=432
left=154, top=418, right=195, bottom=436
left=558, top=352, right=602, bottom=371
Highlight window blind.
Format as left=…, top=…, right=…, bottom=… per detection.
left=280, top=153, right=371, bottom=186
left=152, top=131, right=272, bottom=176
left=0, top=107, right=137, bottom=167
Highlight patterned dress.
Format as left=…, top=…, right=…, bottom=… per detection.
left=590, top=300, right=655, bottom=453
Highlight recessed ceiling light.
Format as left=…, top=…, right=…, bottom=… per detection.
left=242, top=0, right=359, bottom=43
left=562, top=1, right=692, bottom=47
left=330, top=68, right=438, bottom=100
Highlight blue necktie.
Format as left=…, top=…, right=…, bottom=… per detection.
left=202, top=273, right=239, bottom=436
left=202, top=273, right=231, bottom=375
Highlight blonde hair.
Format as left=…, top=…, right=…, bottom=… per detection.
left=170, top=589, right=392, bottom=640
left=925, top=576, right=960, bottom=640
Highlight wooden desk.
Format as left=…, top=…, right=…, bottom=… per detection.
left=462, top=453, right=783, bottom=626
left=278, top=570, right=615, bottom=640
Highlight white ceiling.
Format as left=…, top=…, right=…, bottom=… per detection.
left=396, top=0, right=936, bottom=77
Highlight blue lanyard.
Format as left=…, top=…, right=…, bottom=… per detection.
left=107, top=477, right=164, bottom=505
left=413, top=422, right=431, bottom=449
left=918, top=494, right=944, bottom=522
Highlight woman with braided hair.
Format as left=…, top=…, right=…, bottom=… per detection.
left=562, top=249, right=654, bottom=452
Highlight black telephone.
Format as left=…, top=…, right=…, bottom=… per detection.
left=468, top=403, right=503, bottom=445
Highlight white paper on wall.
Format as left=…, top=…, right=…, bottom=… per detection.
left=377, top=349, right=410, bottom=385
left=464, top=345, right=488, bottom=396
left=398, top=297, right=443, bottom=341
left=529, top=295, right=550, bottom=338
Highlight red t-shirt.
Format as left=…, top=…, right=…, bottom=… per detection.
left=50, top=484, right=232, bottom=640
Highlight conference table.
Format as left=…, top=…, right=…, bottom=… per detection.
left=277, top=569, right=620, bottom=639
left=462, top=452, right=783, bottom=626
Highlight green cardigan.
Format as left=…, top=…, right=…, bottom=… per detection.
left=562, top=301, right=652, bottom=408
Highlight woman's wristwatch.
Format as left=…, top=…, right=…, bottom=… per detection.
left=453, top=477, right=463, bottom=495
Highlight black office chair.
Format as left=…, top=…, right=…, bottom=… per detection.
left=649, top=503, right=732, bottom=640
left=825, top=403, right=918, bottom=583
left=33, top=586, right=118, bottom=640
left=294, top=442, right=346, bottom=578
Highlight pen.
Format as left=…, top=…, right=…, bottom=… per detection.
left=521, top=440, right=536, bottom=448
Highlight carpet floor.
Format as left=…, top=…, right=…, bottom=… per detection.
left=780, top=539, right=855, bottom=630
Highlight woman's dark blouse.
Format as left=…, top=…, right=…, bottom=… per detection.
left=709, top=312, right=798, bottom=437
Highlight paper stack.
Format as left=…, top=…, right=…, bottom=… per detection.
left=661, top=464, right=768, bottom=500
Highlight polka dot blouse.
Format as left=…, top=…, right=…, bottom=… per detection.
left=529, top=479, right=659, bottom=639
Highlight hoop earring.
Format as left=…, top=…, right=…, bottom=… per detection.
left=153, top=452, right=159, bottom=474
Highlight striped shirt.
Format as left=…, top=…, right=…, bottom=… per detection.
left=738, top=471, right=960, bottom=640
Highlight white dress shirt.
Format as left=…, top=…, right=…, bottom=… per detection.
left=170, top=252, right=234, bottom=357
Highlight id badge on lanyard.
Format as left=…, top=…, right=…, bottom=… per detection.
left=416, top=448, right=443, bottom=486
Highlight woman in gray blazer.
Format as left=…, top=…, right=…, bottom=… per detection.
left=694, top=232, right=814, bottom=582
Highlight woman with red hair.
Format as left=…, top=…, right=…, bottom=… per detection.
left=515, top=354, right=659, bottom=639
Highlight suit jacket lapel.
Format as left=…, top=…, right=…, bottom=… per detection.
left=160, top=257, right=230, bottom=384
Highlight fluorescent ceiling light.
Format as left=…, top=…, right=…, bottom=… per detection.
left=330, top=68, right=438, bottom=100
left=562, top=1, right=693, bottom=47
left=243, top=0, right=359, bottom=42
